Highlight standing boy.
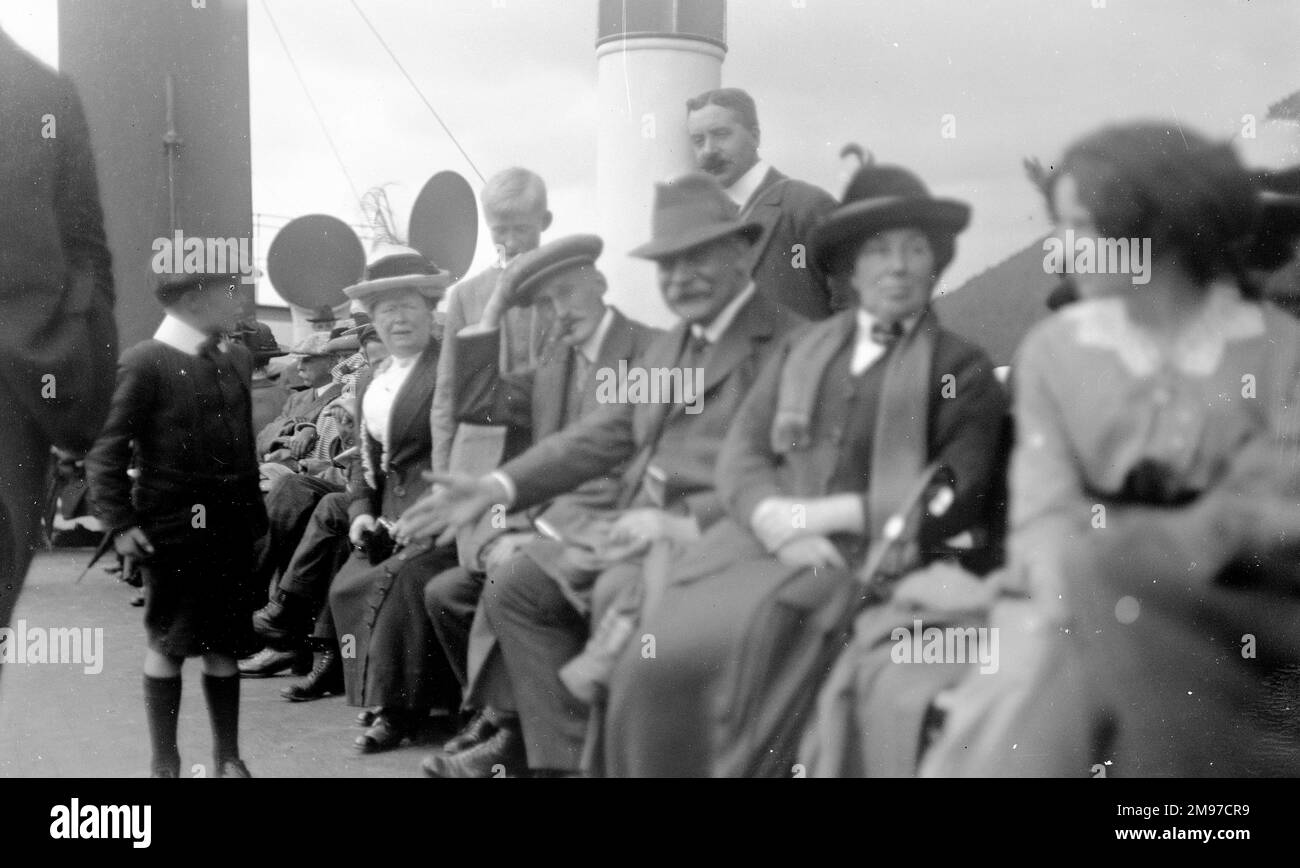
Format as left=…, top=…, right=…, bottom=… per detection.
left=87, top=273, right=267, bottom=778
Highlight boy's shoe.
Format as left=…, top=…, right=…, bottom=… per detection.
left=217, top=758, right=252, bottom=778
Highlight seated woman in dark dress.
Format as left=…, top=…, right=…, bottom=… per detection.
left=601, top=164, right=1009, bottom=777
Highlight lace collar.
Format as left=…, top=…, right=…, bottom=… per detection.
left=1064, top=281, right=1263, bottom=377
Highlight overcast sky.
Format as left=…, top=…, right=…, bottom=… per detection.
left=3, top=0, right=1297, bottom=305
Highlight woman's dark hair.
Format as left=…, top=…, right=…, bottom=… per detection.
left=1043, top=122, right=1263, bottom=296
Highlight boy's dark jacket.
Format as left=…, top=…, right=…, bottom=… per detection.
left=86, top=339, right=268, bottom=546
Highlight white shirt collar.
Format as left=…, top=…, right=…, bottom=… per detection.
left=154, top=314, right=218, bottom=356
left=576, top=306, right=615, bottom=364
left=725, top=159, right=771, bottom=210
left=315, top=383, right=333, bottom=398
left=856, top=307, right=923, bottom=337
left=692, top=282, right=757, bottom=345
left=850, top=307, right=923, bottom=375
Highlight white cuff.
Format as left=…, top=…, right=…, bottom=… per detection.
left=488, top=470, right=517, bottom=507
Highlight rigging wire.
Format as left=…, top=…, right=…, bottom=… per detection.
left=347, top=0, right=487, bottom=184
left=259, top=0, right=364, bottom=207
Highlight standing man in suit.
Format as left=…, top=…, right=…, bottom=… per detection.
left=86, top=273, right=267, bottom=778
left=398, top=174, right=806, bottom=776
left=0, top=27, right=117, bottom=642
left=418, top=234, right=659, bottom=773
left=430, top=168, right=552, bottom=476
left=686, top=87, right=840, bottom=321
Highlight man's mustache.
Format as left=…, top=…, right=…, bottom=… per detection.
left=700, top=154, right=729, bottom=175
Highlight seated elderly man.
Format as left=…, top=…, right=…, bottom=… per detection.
left=396, top=173, right=805, bottom=777
left=237, top=326, right=384, bottom=678
left=255, top=332, right=345, bottom=467
left=416, top=234, right=658, bottom=776
left=601, top=163, right=1008, bottom=777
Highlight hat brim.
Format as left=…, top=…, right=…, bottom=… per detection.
left=629, top=220, right=765, bottom=261
left=811, top=198, right=970, bottom=273
left=507, top=256, right=599, bottom=308
left=342, top=271, right=453, bottom=305
left=252, top=346, right=289, bottom=359
left=323, top=335, right=361, bottom=353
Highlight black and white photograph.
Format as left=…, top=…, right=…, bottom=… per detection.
left=1, top=0, right=1298, bottom=848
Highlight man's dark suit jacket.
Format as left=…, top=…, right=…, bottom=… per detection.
left=453, top=306, right=660, bottom=536
left=499, top=292, right=805, bottom=530
left=254, top=381, right=344, bottom=457
left=349, top=342, right=440, bottom=522
left=742, top=167, right=839, bottom=322
left=0, top=30, right=116, bottom=452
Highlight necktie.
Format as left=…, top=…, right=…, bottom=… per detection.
left=198, top=334, right=222, bottom=360
left=566, top=350, right=592, bottom=424
left=685, top=332, right=711, bottom=367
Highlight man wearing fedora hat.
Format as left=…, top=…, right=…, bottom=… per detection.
left=600, top=163, right=1008, bottom=777
left=306, top=303, right=340, bottom=332
left=416, top=233, right=658, bottom=777
left=86, top=272, right=268, bottom=777
left=397, top=173, right=804, bottom=776
left=234, top=321, right=291, bottom=437
left=686, top=87, right=839, bottom=321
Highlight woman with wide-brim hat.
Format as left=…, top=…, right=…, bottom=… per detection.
left=279, top=242, right=462, bottom=751
left=602, top=164, right=1009, bottom=777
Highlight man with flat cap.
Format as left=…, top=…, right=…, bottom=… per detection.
left=415, top=233, right=658, bottom=776
left=397, top=174, right=806, bottom=776
left=87, top=272, right=267, bottom=777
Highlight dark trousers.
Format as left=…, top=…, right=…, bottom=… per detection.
left=278, top=491, right=351, bottom=604
left=424, top=566, right=484, bottom=692
left=257, top=474, right=343, bottom=592
left=479, top=553, right=593, bottom=772
left=0, top=376, right=51, bottom=665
